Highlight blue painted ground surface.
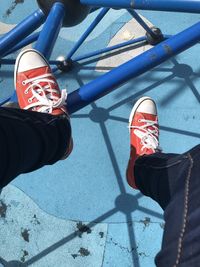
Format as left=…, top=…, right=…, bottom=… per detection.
left=0, top=1, right=200, bottom=266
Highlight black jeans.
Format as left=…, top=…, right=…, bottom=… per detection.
left=135, top=145, right=200, bottom=267
left=0, top=107, right=71, bottom=189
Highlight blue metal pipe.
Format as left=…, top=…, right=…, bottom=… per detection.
left=51, top=35, right=169, bottom=70
left=80, top=0, right=200, bottom=13
left=67, top=21, right=200, bottom=113
left=34, top=2, right=65, bottom=59
left=66, top=8, right=109, bottom=60
left=0, top=58, right=59, bottom=65
left=0, top=59, right=16, bottom=64
left=3, top=32, right=40, bottom=57
left=72, top=34, right=171, bottom=62
left=73, top=36, right=147, bottom=62
left=80, top=0, right=130, bottom=8
left=0, top=9, right=45, bottom=58
left=128, top=10, right=156, bottom=38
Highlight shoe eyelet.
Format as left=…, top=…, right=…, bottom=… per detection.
left=28, top=99, right=32, bottom=103
left=24, top=90, right=28, bottom=94
left=22, top=81, right=26, bottom=85
left=138, top=119, right=141, bottom=122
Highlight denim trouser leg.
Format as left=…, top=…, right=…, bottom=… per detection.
left=134, top=145, right=200, bottom=267
left=0, top=107, right=71, bottom=189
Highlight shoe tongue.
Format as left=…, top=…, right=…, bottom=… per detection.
left=24, top=66, right=49, bottom=78
left=24, top=66, right=53, bottom=89
left=140, top=112, right=157, bottom=121
left=136, top=112, right=158, bottom=136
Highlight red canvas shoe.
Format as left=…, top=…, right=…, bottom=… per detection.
left=14, top=48, right=73, bottom=158
left=15, top=49, right=67, bottom=115
left=126, top=97, right=160, bottom=189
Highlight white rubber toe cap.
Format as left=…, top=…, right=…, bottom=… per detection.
left=137, top=97, right=157, bottom=115
left=16, top=49, right=48, bottom=72
left=129, top=96, right=157, bottom=126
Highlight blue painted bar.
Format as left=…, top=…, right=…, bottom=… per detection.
left=3, top=32, right=40, bottom=57
left=51, top=36, right=147, bottom=72
left=35, top=2, right=65, bottom=59
left=73, top=36, right=147, bottom=62
left=0, top=58, right=59, bottom=65
left=0, top=9, right=45, bottom=57
left=66, top=8, right=109, bottom=60
left=80, top=0, right=133, bottom=8
left=67, top=21, right=200, bottom=113
left=134, top=0, right=200, bottom=13
left=80, top=0, right=200, bottom=13
left=72, top=34, right=172, bottom=64
left=0, top=59, right=16, bottom=64
left=128, top=10, right=156, bottom=38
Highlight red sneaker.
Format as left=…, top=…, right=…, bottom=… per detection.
left=126, top=97, right=160, bottom=189
left=14, top=49, right=73, bottom=158
left=14, top=49, right=67, bottom=115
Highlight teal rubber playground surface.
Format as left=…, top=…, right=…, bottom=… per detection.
left=0, top=1, right=200, bottom=266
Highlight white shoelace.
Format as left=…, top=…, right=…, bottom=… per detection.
left=22, top=73, right=67, bottom=113
left=129, top=118, right=160, bottom=152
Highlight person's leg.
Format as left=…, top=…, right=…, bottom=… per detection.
left=154, top=145, right=200, bottom=266
left=126, top=97, right=200, bottom=266
left=126, top=96, right=185, bottom=209
left=134, top=145, right=200, bottom=266
left=126, top=96, right=163, bottom=193
left=134, top=151, right=184, bottom=209
left=0, top=49, right=72, bottom=189
left=0, top=107, right=71, bottom=188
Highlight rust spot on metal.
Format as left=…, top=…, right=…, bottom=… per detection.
left=163, top=44, right=173, bottom=55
